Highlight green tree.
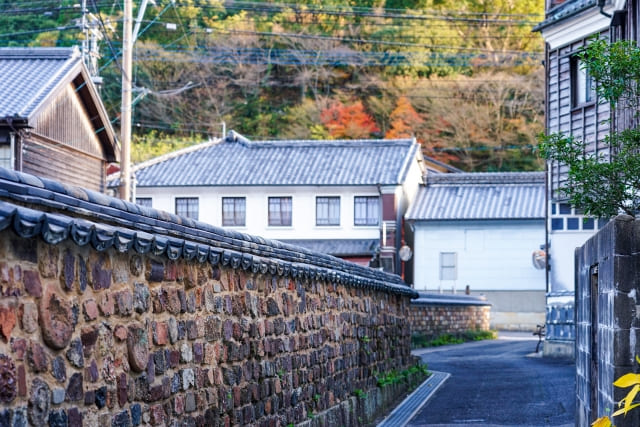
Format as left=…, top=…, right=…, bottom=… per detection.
left=539, top=38, right=640, bottom=217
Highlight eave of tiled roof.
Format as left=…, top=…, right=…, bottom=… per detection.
left=279, top=239, right=379, bottom=257
left=533, top=0, right=597, bottom=32
left=0, top=167, right=416, bottom=297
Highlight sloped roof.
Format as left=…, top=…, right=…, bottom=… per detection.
left=0, top=47, right=81, bottom=119
left=405, top=172, right=545, bottom=221
left=533, top=0, right=596, bottom=31
left=128, top=131, right=421, bottom=187
left=280, top=239, right=379, bottom=257
left=0, top=47, right=118, bottom=161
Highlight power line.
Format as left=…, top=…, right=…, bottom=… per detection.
left=180, top=1, right=543, bottom=25
left=201, top=28, right=541, bottom=55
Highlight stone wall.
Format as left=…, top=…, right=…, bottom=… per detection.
left=575, top=215, right=640, bottom=427
left=408, top=293, right=491, bottom=340
left=0, top=169, right=419, bottom=427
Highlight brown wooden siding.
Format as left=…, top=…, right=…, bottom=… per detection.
left=31, top=85, right=106, bottom=159
left=546, top=32, right=611, bottom=201
left=21, top=134, right=104, bottom=192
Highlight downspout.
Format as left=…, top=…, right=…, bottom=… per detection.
left=598, top=0, right=612, bottom=18
left=544, top=42, right=551, bottom=294
left=395, top=196, right=402, bottom=277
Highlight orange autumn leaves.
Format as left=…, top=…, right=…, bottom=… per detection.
left=320, top=97, right=420, bottom=140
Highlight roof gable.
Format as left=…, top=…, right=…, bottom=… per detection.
left=131, top=132, right=421, bottom=187
left=405, top=172, right=545, bottom=221
left=0, top=47, right=118, bottom=161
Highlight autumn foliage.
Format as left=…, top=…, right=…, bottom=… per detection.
left=320, top=101, right=380, bottom=139
left=385, top=96, right=423, bottom=139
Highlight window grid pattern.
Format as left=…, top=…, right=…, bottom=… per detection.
left=440, top=252, right=457, bottom=281
left=316, top=197, right=340, bottom=226
left=550, top=203, right=604, bottom=232
left=136, top=198, right=152, bottom=208
left=268, top=197, right=292, bottom=226
left=222, top=197, right=246, bottom=226
left=0, top=145, right=11, bottom=170
left=354, top=196, right=379, bottom=226
left=175, top=197, right=199, bottom=220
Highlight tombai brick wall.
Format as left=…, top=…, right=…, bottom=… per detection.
left=408, top=293, right=491, bottom=340
left=0, top=169, right=419, bottom=427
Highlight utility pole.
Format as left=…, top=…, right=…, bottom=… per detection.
left=119, top=0, right=133, bottom=201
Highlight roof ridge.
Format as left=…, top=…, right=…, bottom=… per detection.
left=0, top=46, right=79, bottom=60
left=427, top=171, right=545, bottom=186
left=225, top=131, right=414, bottom=148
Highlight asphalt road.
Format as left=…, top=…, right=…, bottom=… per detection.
left=407, top=333, right=575, bottom=427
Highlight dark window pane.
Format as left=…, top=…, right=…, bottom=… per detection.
left=551, top=204, right=556, bottom=215
left=354, top=196, right=379, bottom=226
left=551, top=218, right=564, bottom=230
left=175, top=197, right=199, bottom=220
left=136, top=197, right=152, bottom=207
left=269, top=197, right=292, bottom=226
left=582, top=218, right=595, bottom=230
left=222, top=197, right=246, bottom=226
left=316, top=197, right=340, bottom=226
left=559, top=203, right=571, bottom=214
left=567, top=218, right=579, bottom=230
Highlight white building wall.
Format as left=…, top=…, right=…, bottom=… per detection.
left=549, top=231, right=595, bottom=292
left=135, top=185, right=384, bottom=241
left=412, top=219, right=546, bottom=292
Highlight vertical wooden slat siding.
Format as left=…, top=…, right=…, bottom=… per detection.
left=31, top=85, right=105, bottom=159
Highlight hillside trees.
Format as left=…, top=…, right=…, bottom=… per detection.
left=0, top=0, right=545, bottom=169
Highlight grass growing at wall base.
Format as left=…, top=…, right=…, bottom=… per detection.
left=411, top=330, right=497, bottom=349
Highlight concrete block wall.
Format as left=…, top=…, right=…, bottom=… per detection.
left=575, top=215, right=640, bottom=427
left=0, top=169, right=421, bottom=427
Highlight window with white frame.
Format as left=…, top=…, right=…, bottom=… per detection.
left=354, top=196, right=379, bottom=226
left=175, top=197, right=199, bottom=220
left=268, top=197, right=292, bottom=226
left=222, top=197, right=246, bottom=226
left=573, top=57, right=595, bottom=107
left=316, top=196, right=340, bottom=226
left=0, top=144, right=12, bottom=170
left=439, top=252, right=457, bottom=280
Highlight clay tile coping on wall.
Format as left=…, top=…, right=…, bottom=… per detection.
left=0, top=167, right=417, bottom=298
left=411, top=292, right=491, bottom=306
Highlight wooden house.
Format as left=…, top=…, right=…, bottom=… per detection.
left=0, top=47, right=118, bottom=192
left=535, top=0, right=628, bottom=294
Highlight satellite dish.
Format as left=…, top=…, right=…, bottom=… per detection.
left=399, top=245, right=413, bottom=262
left=532, top=250, right=546, bottom=270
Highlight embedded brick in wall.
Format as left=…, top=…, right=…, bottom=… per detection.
left=408, top=293, right=491, bottom=339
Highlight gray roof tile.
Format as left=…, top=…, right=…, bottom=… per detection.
left=405, top=172, right=545, bottom=221
left=534, top=0, right=596, bottom=32
left=280, top=239, right=379, bottom=257
left=0, top=47, right=81, bottom=119
left=131, top=132, right=420, bottom=187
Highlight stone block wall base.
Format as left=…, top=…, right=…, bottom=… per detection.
left=543, top=340, right=575, bottom=359
left=297, top=371, right=428, bottom=426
